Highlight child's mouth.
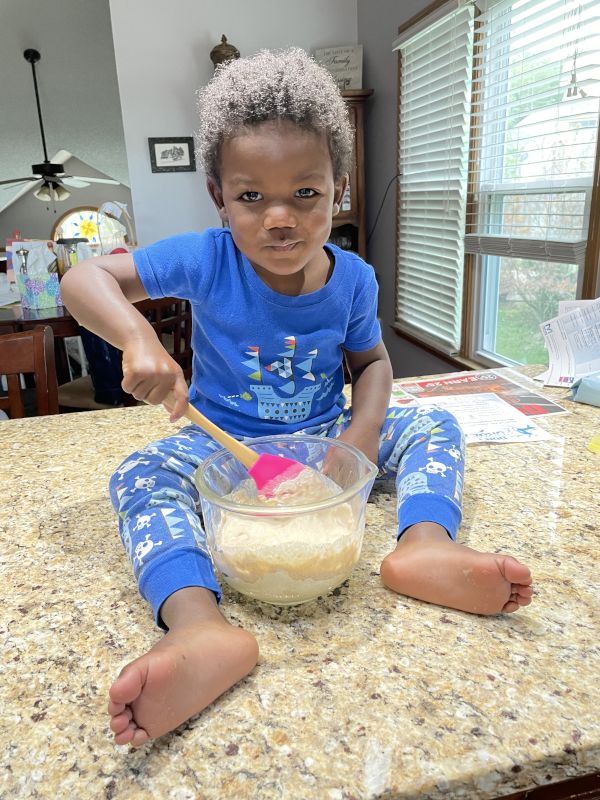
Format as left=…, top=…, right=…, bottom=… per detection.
left=269, top=241, right=299, bottom=252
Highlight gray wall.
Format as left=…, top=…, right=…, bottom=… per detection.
left=1, top=0, right=446, bottom=378
left=358, top=0, right=458, bottom=377
left=0, top=0, right=130, bottom=214
left=109, top=0, right=358, bottom=245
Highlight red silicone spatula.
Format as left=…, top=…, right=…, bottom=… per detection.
left=165, top=395, right=305, bottom=497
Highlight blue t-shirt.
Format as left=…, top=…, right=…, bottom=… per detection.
left=133, top=228, right=381, bottom=436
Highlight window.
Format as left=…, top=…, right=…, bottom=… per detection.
left=52, top=207, right=101, bottom=242
left=394, top=0, right=600, bottom=366
left=52, top=205, right=130, bottom=252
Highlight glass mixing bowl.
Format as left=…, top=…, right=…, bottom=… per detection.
left=194, top=434, right=378, bottom=605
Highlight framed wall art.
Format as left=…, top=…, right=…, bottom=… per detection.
left=148, top=137, right=196, bottom=173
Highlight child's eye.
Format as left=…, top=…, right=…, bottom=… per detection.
left=296, top=188, right=317, bottom=198
left=239, top=191, right=262, bottom=202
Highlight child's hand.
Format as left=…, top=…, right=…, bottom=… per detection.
left=121, top=335, right=189, bottom=421
left=336, top=426, right=379, bottom=467
left=322, top=426, right=379, bottom=485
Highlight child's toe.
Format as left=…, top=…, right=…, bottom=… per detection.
left=110, top=709, right=133, bottom=734
left=107, top=699, right=126, bottom=716
left=114, top=723, right=137, bottom=745
left=109, top=661, right=147, bottom=706
left=130, top=727, right=150, bottom=747
left=517, top=584, right=534, bottom=597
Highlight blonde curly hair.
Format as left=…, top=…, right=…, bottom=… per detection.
left=196, top=47, right=353, bottom=184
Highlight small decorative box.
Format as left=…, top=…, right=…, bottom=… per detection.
left=16, top=271, right=63, bottom=310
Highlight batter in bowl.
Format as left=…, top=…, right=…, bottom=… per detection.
left=212, top=470, right=363, bottom=604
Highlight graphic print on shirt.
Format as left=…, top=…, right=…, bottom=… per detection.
left=243, top=335, right=331, bottom=423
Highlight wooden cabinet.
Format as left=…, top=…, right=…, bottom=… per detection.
left=329, top=89, right=373, bottom=260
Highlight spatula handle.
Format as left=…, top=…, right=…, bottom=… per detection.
left=167, top=394, right=259, bottom=469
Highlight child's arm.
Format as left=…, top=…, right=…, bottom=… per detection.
left=60, top=253, right=190, bottom=419
left=340, top=341, right=393, bottom=464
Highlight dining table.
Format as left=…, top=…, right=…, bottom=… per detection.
left=1, top=367, right=599, bottom=799
left=0, top=302, right=78, bottom=333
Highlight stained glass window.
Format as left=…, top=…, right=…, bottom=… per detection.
left=52, top=207, right=128, bottom=251
left=52, top=208, right=100, bottom=243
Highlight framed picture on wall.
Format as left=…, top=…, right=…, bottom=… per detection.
left=148, top=137, right=196, bottom=173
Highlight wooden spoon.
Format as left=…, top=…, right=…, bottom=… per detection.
left=165, top=394, right=305, bottom=497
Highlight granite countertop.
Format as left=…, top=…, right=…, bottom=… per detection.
left=1, top=370, right=599, bottom=799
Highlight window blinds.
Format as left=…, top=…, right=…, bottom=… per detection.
left=395, top=3, right=474, bottom=352
left=464, top=0, right=600, bottom=264
left=395, top=0, right=600, bottom=354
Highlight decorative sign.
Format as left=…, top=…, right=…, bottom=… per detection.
left=314, top=45, right=363, bottom=90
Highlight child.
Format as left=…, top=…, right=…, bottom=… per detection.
left=61, top=48, right=533, bottom=748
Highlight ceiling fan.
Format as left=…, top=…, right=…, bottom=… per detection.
left=0, top=49, right=121, bottom=202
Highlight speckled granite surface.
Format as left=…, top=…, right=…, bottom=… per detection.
left=1, top=370, right=599, bottom=799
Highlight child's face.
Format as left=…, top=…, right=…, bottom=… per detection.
left=207, top=120, right=346, bottom=290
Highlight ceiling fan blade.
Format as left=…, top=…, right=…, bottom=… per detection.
left=64, top=175, right=121, bottom=186
left=0, top=177, right=37, bottom=186
left=61, top=177, right=90, bottom=188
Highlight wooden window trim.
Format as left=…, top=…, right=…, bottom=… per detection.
left=583, top=121, right=600, bottom=298
left=391, top=323, right=480, bottom=371
left=397, top=0, right=453, bottom=37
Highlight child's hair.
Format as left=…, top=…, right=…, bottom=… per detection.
left=196, top=47, right=353, bottom=184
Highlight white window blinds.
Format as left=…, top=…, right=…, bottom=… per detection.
left=395, top=3, right=475, bottom=352
left=464, top=0, right=600, bottom=265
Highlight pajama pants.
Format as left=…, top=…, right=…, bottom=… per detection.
left=109, top=405, right=464, bottom=627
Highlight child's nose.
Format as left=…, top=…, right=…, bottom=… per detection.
left=263, top=203, right=297, bottom=229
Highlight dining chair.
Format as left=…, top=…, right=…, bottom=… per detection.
left=57, top=297, right=192, bottom=411
left=0, top=325, right=59, bottom=418
left=135, top=297, right=193, bottom=381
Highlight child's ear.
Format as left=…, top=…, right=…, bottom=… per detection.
left=206, top=177, right=228, bottom=223
left=332, top=173, right=348, bottom=216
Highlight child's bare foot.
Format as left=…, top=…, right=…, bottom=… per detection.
left=107, top=589, right=258, bottom=746
left=380, top=522, right=533, bottom=616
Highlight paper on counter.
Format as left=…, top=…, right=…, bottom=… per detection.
left=558, top=299, right=598, bottom=315
left=394, top=369, right=568, bottom=416
left=540, top=298, right=600, bottom=387
left=0, top=275, right=20, bottom=306
left=413, top=393, right=553, bottom=445
left=390, top=385, right=417, bottom=406
left=0, top=290, right=20, bottom=307
left=389, top=388, right=553, bottom=445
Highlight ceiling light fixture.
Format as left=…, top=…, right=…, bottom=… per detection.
left=33, top=181, right=70, bottom=202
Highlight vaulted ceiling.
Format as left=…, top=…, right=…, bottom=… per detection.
left=0, top=0, right=130, bottom=210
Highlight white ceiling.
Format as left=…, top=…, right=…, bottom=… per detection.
left=0, top=0, right=130, bottom=210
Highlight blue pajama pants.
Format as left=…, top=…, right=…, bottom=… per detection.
left=109, top=406, right=464, bottom=627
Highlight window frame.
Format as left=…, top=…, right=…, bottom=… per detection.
left=394, top=0, right=600, bottom=368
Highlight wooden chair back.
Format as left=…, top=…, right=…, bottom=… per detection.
left=58, top=297, right=192, bottom=411
left=0, top=325, right=59, bottom=418
left=135, top=297, right=193, bottom=381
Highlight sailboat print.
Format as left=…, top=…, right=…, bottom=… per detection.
left=246, top=336, right=322, bottom=422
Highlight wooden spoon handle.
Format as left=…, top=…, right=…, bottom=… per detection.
left=167, top=393, right=259, bottom=469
